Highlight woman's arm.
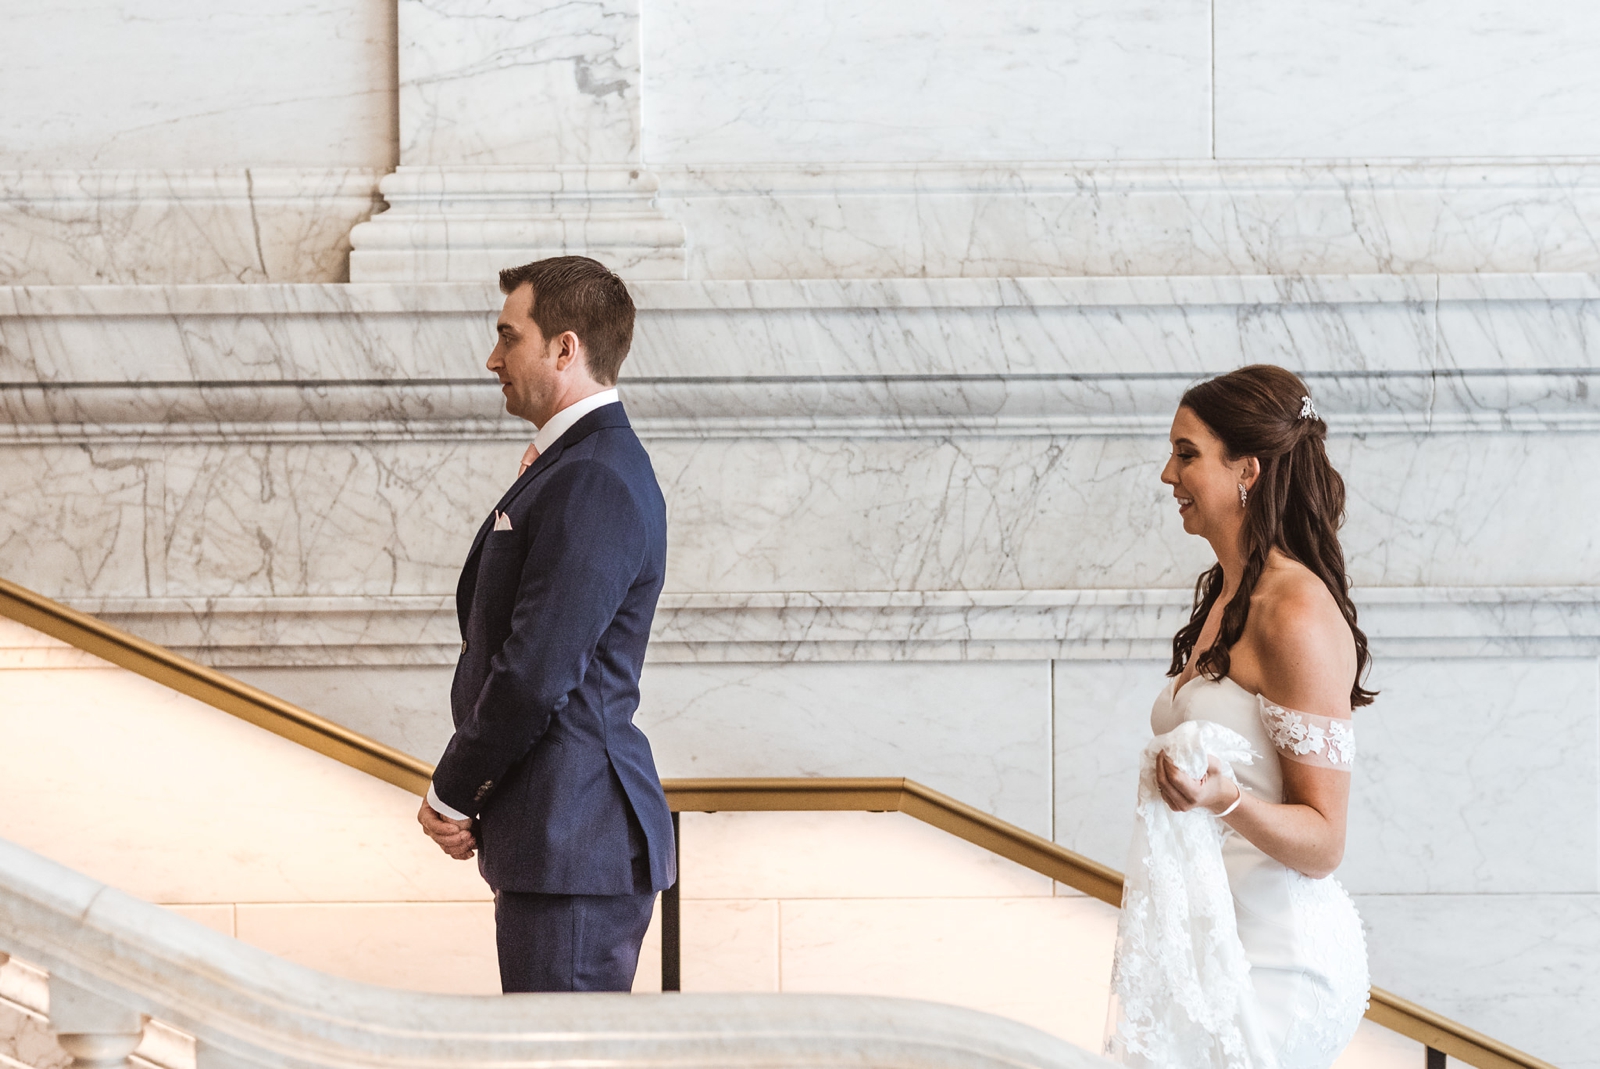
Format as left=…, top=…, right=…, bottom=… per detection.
left=1154, top=575, right=1356, bottom=879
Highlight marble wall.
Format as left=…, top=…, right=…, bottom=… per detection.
left=3, top=277, right=1597, bottom=1063
left=3, top=0, right=1600, bottom=1065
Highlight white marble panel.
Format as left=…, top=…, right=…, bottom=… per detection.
left=1343, top=657, right=1599, bottom=894
left=234, top=903, right=499, bottom=995
left=680, top=900, right=781, bottom=994
left=1356, top=893, right=1600, bottom=1069
left=649, top=435, right=1197, bottom=594
left=1055, top=656, right=1600, bottom=894
left=1333, top=432, right=1600, bottom=589
left=0, top=658, right=488, bottom=904
left=679, top=812, right=1052, bottom=901
left=6, top=429, right=1599, bottom=602
left=0, top=445, right=163, bottom=599
left=655, top=430, right=1600, bottom=592
left=657, top=162, right=1600, bottom=280
left=228, top=665, right=456, bottom=762
left=0, top=1, right=396, bottom=169
left=1216, top=0, right=1600, bottom=158
left=1052, top=661, right=1168, bottom=870
left=642, top=0, right=1211, bottom=163
left=779, top=897, right=1120, bottom=1049
left=154, top=441, right=489, bottom=601
left=0, top=171, right=382, bottom=285
left=635, top=661, right=1053, bottom=833
left=399, top=0, right=639, bottom=166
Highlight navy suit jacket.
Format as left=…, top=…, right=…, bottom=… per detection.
left=432, top=403, right=676, bottom=895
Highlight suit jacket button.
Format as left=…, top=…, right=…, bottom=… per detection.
left=460, top=640, right=468, bottom=655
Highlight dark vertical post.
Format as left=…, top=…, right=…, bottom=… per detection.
left=661, top=810, right=681, bottom=991
left=1426, top=1047, right=1446, bottom=1069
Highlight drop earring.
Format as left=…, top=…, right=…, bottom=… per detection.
left=1238, top=483, right=1249, bottom=506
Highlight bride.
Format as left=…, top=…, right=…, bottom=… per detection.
left=1107, top=365, right=1372, bottom=1069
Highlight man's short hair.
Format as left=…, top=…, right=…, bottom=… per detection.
left=497, top=257, right=636, bottom=385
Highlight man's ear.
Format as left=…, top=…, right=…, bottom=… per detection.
left=553, top=330, right=582, bottom=371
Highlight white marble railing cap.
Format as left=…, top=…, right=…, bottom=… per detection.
left=0, top=837, right=1110, bottom=1069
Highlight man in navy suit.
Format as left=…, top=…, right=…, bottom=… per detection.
left=417, top=256, right=675, bottom=993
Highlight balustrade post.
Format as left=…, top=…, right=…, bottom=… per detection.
left=1425, top=1047, right=1446, bottom=1068
left=661, top=810, right=681, bottom=991
left=48, top=976, right=144, bottom=1069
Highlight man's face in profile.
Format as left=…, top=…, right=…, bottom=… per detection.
left=487, top=283, right=558, bottom=425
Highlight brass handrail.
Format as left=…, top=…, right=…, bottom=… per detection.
left=0, top=574, right=1560, bottom=1069
left=0, top=576, right=431, bottom=795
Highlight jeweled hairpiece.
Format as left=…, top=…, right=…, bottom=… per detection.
left=1299, top=395, right=1319, bottom=420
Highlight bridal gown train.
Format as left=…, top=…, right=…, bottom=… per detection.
left=1107, top=674, right=1369, bottom=1069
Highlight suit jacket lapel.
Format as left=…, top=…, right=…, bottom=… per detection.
left=461, top=437, right=566, bottom=572
left=459, top=403, right=632, bottom=570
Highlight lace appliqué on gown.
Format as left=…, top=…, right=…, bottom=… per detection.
left=1106, top=720, right=1279, bottom=1069
left=1258, top=697, right=1356, bottom=771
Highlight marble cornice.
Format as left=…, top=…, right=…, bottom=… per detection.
left=2, top=369, right=1597, bottom=441
left=5, top=276, right=1599, bottom=438
left=20, top=587, right=1599, bottom=667
left=652, top=159, right=1600, bottom=195
left=6, top=273, right=1600, bottom=316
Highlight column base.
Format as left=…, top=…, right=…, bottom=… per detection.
left=349, top=166, right=686, bottom=282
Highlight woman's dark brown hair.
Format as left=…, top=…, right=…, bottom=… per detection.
left=1168, top=364, right=1376, bottom=708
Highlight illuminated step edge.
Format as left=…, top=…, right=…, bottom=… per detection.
left=11, top=587, right=1596, bottom=667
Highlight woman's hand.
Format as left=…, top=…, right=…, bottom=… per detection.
left=1155, top=752, right=1242, bottom=815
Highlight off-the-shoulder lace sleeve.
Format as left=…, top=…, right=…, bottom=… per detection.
left=1257, top=695, right=1356, bottom=770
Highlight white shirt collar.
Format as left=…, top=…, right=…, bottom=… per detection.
left=532, top=388, right=619, bottom=454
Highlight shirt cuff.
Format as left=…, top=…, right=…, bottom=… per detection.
left=426, top=782, right=471, bottom=823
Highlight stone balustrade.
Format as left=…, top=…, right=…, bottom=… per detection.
left=0, top=837, right=1107, bottom=1069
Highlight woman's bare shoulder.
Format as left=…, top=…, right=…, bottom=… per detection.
left=1247, top=554, right=1355, bottom=716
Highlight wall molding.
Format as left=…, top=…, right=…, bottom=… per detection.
left=653, top=158, right=1600, bottom=196
left=4, top=277, right=1598, bottom=441
left=10, top=588, right=1594, bottom=667
left=6, top=273, right=1600, bottom=316
left=0, top=171, right=384, bottom=286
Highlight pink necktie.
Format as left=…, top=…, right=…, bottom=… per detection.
left=517, top=442, right=540, bottom=477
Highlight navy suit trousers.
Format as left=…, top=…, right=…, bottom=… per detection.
left=493, top=806, right=657, bottom=993
left=494, top=888, right=657, bottom=992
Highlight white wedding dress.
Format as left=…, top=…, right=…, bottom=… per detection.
left=1106, top=674, right=1369, bottom=1069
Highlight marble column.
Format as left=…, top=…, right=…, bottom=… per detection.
left=348, top=0, right=685, bottom=281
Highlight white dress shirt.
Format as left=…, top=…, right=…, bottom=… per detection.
left=426, top=387, right=621, bottom=823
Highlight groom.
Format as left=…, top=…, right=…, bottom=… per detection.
left=417, top=256, right=675, bottom=993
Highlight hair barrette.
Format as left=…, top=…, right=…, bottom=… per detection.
left=1299, top=395, right=1318, bottom=420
